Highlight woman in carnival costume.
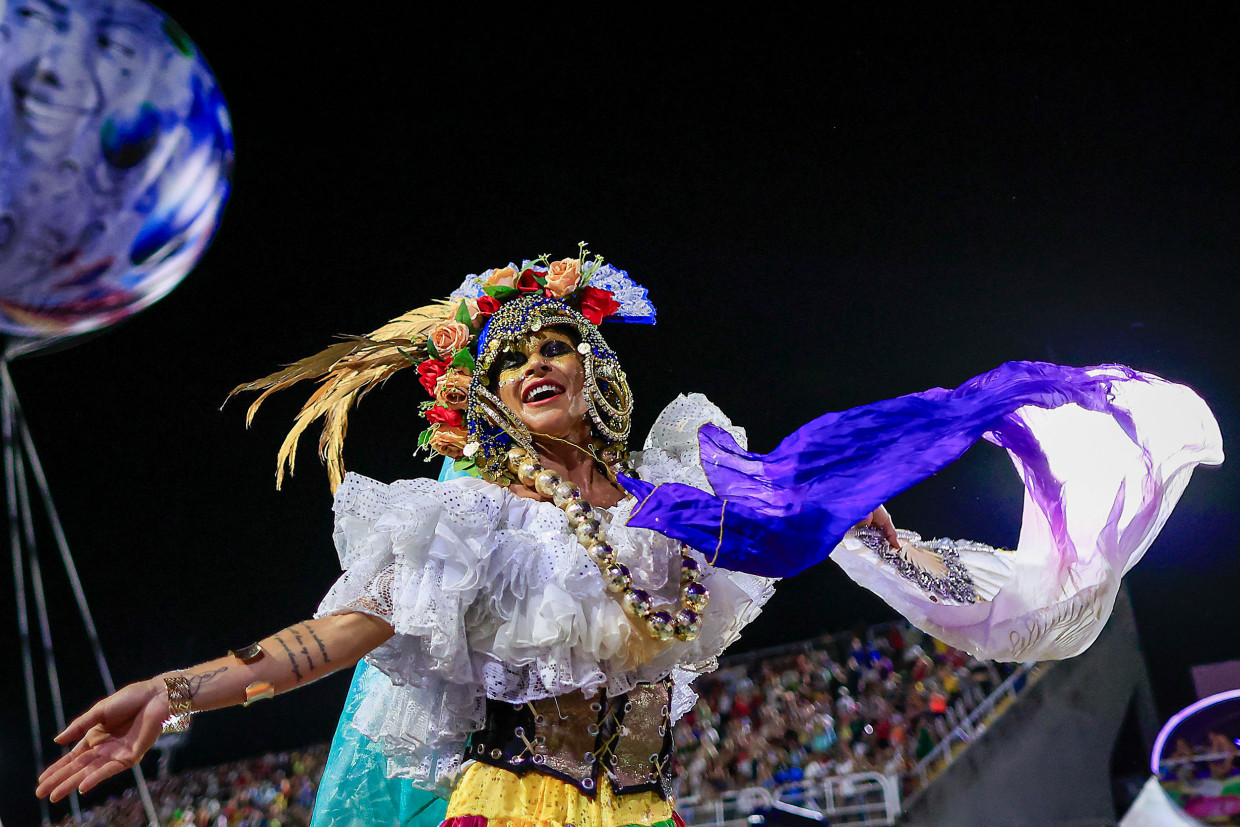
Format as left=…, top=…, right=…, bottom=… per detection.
left=37, top=252, right=1222, bottom=827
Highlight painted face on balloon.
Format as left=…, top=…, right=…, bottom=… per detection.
left=494, top=329, right=590, bottom=440
left=4, top=0, right=156, bottom=158
left=0, top=0, right=231, bottom=337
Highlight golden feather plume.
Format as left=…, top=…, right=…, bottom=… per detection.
left=228, top=299, right=460, bottom=492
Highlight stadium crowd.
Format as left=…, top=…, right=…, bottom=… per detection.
left=57, top=624, right=1019, bottom=824
left=56, top=746, right=326, bottom=827
left=671, top=623, right=1018, bottom=800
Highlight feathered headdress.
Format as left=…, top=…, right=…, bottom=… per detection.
left=230, top=247, right=655, bottom=492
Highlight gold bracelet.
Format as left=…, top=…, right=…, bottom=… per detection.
left=229, top=643, right=265, bottom=664
left=243, top=680, right=276, bottom=707
left=161, top=675, right=193, bottom=734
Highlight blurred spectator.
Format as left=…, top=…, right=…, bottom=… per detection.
left=57, top=746, right=327, bottom=827
left=672, top=622, right=1017, bottom=800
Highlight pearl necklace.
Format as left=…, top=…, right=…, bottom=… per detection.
left=506, top=447, right=709, bottom=641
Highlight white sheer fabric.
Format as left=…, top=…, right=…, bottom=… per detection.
left=830, top=372, right=1222, bottom=662
left=316, top=394, right=776, bottom=790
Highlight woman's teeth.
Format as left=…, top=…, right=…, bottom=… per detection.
left=524, top=384, right=563, bottom=403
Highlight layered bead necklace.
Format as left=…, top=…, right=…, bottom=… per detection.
left=505, top=447, right=709, bottom=641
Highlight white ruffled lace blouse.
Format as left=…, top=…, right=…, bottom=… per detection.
left=315, top=394, right=776, bottom=792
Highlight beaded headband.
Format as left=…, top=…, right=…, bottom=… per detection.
left=464, top=294, right=634, bottom=483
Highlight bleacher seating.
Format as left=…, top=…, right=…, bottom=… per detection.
left=672, top=622, right=1018, bottom=803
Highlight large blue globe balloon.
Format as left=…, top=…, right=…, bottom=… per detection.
left=0, top=0, right=232, bottom=339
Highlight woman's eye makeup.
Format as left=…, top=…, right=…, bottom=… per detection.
left=494, top=337, right=576, bottom=382
left=495, top=351, right=527, bottom=373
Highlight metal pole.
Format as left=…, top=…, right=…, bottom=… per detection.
left=15, top=447, right=80, bottom=820
left=3, top=366, right=50, bottom=826
left=0, top=361, right=159, bottom=825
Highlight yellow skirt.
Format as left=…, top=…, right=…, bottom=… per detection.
left=443, top=763, right=675, bottom=827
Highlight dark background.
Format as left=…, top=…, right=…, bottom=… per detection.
left=3, top=5, right=1239, bottom=823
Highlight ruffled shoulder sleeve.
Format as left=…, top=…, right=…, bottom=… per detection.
left=637, top=393, right=748, bottom=490
left=318, top=471, right=504, bottom=684
left=314, top=472, right=505, bottom=791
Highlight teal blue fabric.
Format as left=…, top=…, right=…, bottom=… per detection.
left=310, top=458, right=470, bottom=826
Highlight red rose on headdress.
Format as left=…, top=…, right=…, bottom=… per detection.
left=426, top=405, right=464, bottom=427
left=578, top=286, right=621, bottom=325
left=417, top=359, right=451, bottom=396
left=476, top=295, right=501, bottom=317
left=516, top=269, right=544, bottom=293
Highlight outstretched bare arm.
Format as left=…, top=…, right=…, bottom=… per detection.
left=35, top=611, right=393, bottom=802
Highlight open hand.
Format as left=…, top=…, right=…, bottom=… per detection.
left=856, top=504, right=900, bottom=549
left=36, top=679, right=167, bottom=802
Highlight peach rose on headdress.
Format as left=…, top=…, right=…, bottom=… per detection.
left=429, top=320, right=471, bottom=357
left=434, top=369, right=471, bottom=410
left=544, top=258, right=582, bottom=298
left=428, top=424, right=468, bottom=458
left=485, top=267, right=517, bottom=289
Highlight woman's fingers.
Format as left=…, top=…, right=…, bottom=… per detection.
left=54, top=701, right=107, bottom=744
left=36, top=731, right=99, bottom=797
left=860, top=505, right=900, bottom=549
left=876, top=508, right=900, bottom=549
left=38, top=740, right=86, bottom=785
left=77, top=754, right=130, bottom=796
left=47, top=763, right=92, bottom=803
left=44, top=740, right=134, bottom=800
left=35, top=763, right=73, bottom=800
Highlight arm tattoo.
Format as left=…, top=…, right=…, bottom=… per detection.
left=301, top=623, right=332, bottom=665
left=185, top=666, right=228, bottom=697
left=289, top=626, right=315, bottom=672
left=273, top=634, right=304, bottom=684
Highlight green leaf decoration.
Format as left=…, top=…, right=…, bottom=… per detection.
left=533, top=275, right=548, bottom=286
left=453, top=457, right=482, bottom=477
left=455, top=301, right=474, bottom=328
left=451, top=349, right=476, bottom=371
left=417, top=427, right=433, bottom=448
left=483, top=284, right=520, bottom=301
left=425, top=335, right=441, bottom=360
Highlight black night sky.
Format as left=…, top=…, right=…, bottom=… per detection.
left=3, top=6, right=1239, bottom=824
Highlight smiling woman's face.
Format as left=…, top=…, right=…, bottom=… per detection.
left=494, top=328, right=590, bottom=440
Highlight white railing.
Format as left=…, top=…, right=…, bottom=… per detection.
left=775, top=773, right=902, bottom=826
left=678, top=786, right=775, bottom=827
left=678, top=773, right=901, bottom=827
left=902, top=661, right=1042, bottom=800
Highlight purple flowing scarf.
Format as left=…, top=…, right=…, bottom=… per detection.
left=620, top=361, right=1145, bottom=578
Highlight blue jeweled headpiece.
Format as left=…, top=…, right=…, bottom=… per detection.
left=464, top=294, right=633, bottom=483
